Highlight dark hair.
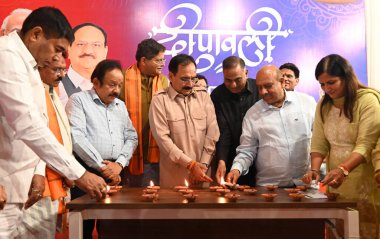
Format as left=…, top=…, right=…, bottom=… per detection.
left=135, top=38, right=166, bottom=61
left=91, top=59, right=122, bottom=85
left=315, top=54, right=368, bottom=122
left=21, top=7, right=74, bottom=44
left=222, top=56, right=245, bottom=70
left=280, top=62, right=300, bottom=78
left=196, top=74, right=208, bottom=87
left=168, top=54, right=196, bottom=74
left=72, top=22, right=108, bottom=46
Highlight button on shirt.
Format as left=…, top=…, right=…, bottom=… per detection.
left=231, top=90, right=316, bottom=186
left=66, top=89, right=138, bottom=170
left=149, top=85, right=220, bottom=187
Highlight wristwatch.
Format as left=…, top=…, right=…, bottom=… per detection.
left=338, top=166, right=349, bottom=177
left=116, top=162, right=124, bottom=169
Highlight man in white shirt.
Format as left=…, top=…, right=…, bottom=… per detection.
left=227, top=65, right=316, bottom=187
left=0, top=7, right=107, bottom=238
left=59, top=22, right=108, bottom=107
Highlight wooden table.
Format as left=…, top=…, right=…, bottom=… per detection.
left=67, top=187, right=359, bottom=239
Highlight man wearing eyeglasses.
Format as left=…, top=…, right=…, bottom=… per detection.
left=59, top=22, right=108, bottom=107
left=0, top=7, right=107, bottom=238
left=121, top=38, right=168, bottom=187
left=149, top=54, right=220, bottom=188
left=18, top=59, right=72, bottom=239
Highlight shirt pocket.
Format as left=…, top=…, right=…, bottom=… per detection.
left=192, top=110, right=206, bottom=132
left=286, top=112, right=309, bottom=140
left=167, top=114, right=186, bottom=135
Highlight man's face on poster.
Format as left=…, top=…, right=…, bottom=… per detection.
left=68, top=25, right=108, bottom=75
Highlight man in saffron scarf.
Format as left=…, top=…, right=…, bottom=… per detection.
left=18, top=59, right=72, bottom=239
left=121, top=38, right=168, bottom=187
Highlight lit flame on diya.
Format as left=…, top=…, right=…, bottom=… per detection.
left=150, top=180, right=154, bottom=187
left=220, top=177, right=226, bottom=185
left=185, top=179, right=189, bottom=187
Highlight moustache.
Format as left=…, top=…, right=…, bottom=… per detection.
left=55, top=77, right=63, bottom=82
left=182, top=86, right=192, bottom=91
left=79, top=54, right=95, bottom=58
left=109, top=92, right=119, bottom=98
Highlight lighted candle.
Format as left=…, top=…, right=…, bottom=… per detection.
left=173, top=179, right=189, bottom=191
left=147, top=180, right=160, bottom=190
left=220, top=177, right=226, bottom=185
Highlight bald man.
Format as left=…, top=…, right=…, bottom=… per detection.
left=0, top=8, right=32, bottom=36
left=227, top=65, right=316, bottom=187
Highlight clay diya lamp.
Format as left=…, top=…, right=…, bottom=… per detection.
left=147, top=185, right=160, bottom=190
left=224, top=192, right=240, bottom=202
left=237, top=185, right=250, bottom=191
left=216, top=188, right=231, bottom=196
left=141, top=193, right=159, bottom=202
left=325, top=192, right=339, bottom=201
left=284, top=188, right=301, bottom=194
left=183, top=193, right=198, bottom=202
left=209, top=185, right=224, bottom=191
left=296, top=185, right=308, bottom=192
left=261, top=193, right=278, bottom=202
left=143, top=188, right=158, bottom=194
left=243, top=188, right=258, bottom=195
left=173, top=186, right=188, bottom=192
left=265, top=185, right=278, bottom=192
left=179, top=189, right=194, bottom=195
left=288, top=193, right=305, bottom=201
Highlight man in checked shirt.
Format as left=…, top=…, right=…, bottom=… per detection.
left=66, top=59, right=138, bottom=238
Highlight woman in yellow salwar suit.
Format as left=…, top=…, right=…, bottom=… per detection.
left=303, top=54, right=380, bottom=239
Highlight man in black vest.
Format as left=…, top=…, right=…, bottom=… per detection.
left=211, top=56, right=260, bottom=186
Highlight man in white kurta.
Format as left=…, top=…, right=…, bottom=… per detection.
left=0, top=7, right=107, bottom=238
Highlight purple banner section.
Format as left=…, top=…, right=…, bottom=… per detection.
left=0, top=0, right=366, bottom=100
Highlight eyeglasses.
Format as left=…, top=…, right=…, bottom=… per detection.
left=39, top=65, right=67, bottom=76
left=53, top=68, right=68, bottom=76
left=152, top=58, right=166, bottom=64
left=180, top=77, right=198, bottom=84
left=75, top=41, right=104, bottom=49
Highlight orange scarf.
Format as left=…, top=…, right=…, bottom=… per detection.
left=42, top=90, right=67, bottom=214
left=124, top=64, right=167, bottom=175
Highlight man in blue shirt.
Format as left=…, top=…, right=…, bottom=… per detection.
left=227, top=65, right=316, bottom=187
left=66, top=59, right=138, bottom=238
left=67, top=59, right=138, bottom=184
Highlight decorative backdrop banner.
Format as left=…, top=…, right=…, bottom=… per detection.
left=0, top=0, right=366, bottom=100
